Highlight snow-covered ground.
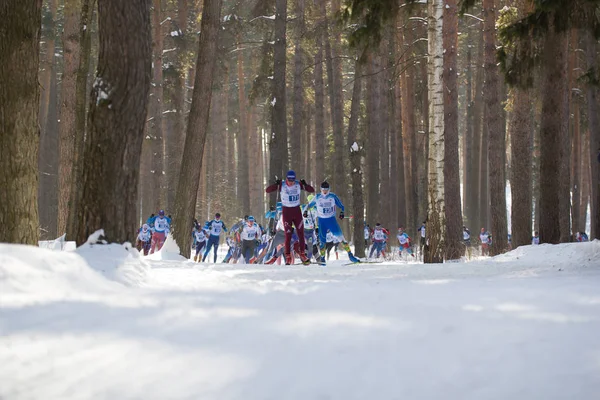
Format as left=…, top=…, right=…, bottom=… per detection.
left=2, top=241, right=600, bottom=400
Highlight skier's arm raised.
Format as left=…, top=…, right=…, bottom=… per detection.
left=300, top=179, right=315, bottom=193
left=265, top=179, right=282, bottom=193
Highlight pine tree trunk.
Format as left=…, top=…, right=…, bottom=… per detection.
left=379, top=40, right=391, bottom=226
left=168, top=0, right=189, bottom=211
left=571, top=31, right=582, bottom=235
left=389, top=18, right=403, bottom=228
left=269, top=0, right=288, bottom=205
left=482, top=0, right=508, bottom=255
left=0, top=0, right=43, bottom=244
left=58, top=0, right=82, bottom=235
left=39, top=59, right=59, bottom=239
left=366, top=52, right=381, bottom=225
left=172, top=0, right=222, bottom=255
left=349, top=58, right=365, bottom=258
left=66, top=0, right=94, bottom=241
left=290, top=0, right=304, bottom=171
left=585, top=31, right=600, bottom=239
left=237, top=47, right=250, bottom=212
left=149, top=0, right=164, bottom=213
left=471, top=27, right=484, bottom=233
left=580, top=130, right=591, bottom=232
left=510, top=85, right=533, bottom=248
left=314, top=36, right=325, bottom=183
left=559, top=30, right=573, bottom=242
left=539, top=21, right=568, bottom=244
left=442, top=0, right=462, bottom=260
left=464, top=31, right=474, bottom=231
left=425, top=0, right=445, bottom=263
left=76, top=0, right=151, bottom=244
left=400, top=24, right=417, bottom=235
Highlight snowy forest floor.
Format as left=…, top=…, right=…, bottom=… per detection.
left=2, top=241, right=600, bottom=400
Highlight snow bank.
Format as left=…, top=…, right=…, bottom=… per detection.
left=0, top=244, right=119, bottom=304
left=488, top=240, right=600, bottom=270
left=75, top=241, right=150, bottom=286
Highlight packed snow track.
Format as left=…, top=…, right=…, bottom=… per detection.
left=2, top=241, right=600, bottom=400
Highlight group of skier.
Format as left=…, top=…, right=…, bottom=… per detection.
left=135, top=210, right=172, bottom=255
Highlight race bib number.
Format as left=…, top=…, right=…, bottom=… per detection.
left=289, top=194, right=299, bottom=203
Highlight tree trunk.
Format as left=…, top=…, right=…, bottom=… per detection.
left=168, top=0, right=189, bottom=211
left=269, top=0, right=288, bottom=205
left=39, top=58, right=59, bottom=239
left=580, top=130, right=591, bottom=232
left=39, top=0, right=57, bottom=138
left=539, top=21, right=568, bottom=244
left=66, top=0, right=94, bottom=241
left=76, top=0, right=151, bottom=244
left=149, top=0, right=164, bottom=213
left=348, top=58, right=365, bottom=258
left=0, top=0, right=43, bottom=244
left=172, top=0, right=221, bottom=255
left=389, top=19, right=403, bottom=229
left=482, top=0, right=508, bottom=255
left=425, top=0, right=445, bottom=263
left=58, top=0, right=82, bottom=235
left=571, top=30, right=581, bottom=238
left=400, top=24, right=417, bottom=235
left=237, top=47, right=250, bottom=212
left=559, top=30, right=573, bottom=242
left=443, top=0, right=462, bottom=260
left=510, top=85, right=533, bottom=249
left=471, top=27, right=484, bottom=233
left=379, top=40, right=391, bottom=226
left=314, top=35, right=325, bottom=183
left=290, top=0, right=304, bottom=171
left=585, top=31, right=600, bottom=239
left=366, top=52, right=381, bottom=225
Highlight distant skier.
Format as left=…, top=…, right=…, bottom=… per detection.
left=364, top=223, right=371, bottom=249
left=532, top=231, right=540, bottom=245
left=463, top=226, right=471, bottom=247
left=480, top=228, right=491, bottom=256
left=576, top=232, right=589, bottom=242
left=307, top=181, right=360, bottom=266
left=369, top=223, right=389, bottom=259
left=136, top=224, right=152, bottom=256
left=241, top=216, right=261, bottom=264
left=302, top=203, right=317, bottom=261
left=397, top=227, right=414, bottom=258
left=149, top=210, right=170, bottom=254
left=192, top=224, right=208, bottom=262
left=202, top=213, right=227, bottom=263
left=418, top=221, right=426, bottom=252
left=265, top=170, right=315, bottom=265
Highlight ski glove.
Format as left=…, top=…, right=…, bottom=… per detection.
left=300, top=179, right=307, bottom=186
left=303, top=211, right=308, bottom=218
left=275, top=179, right=282, bottom=185
left=339, top=212, right=344, bottom=220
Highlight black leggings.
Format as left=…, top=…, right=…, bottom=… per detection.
left=242, top=240, right=257, bottom=264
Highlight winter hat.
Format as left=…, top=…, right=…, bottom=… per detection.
left=215, top=213, right=221, bottom=219
left=143, top=224, right=149, bottom=230
left=248, top=216, right=255, bottom=222
left=286, top=170, right=296, bottom=180
left=320, top=181, right=330, bottom=190
left=158, top=209, right=165, bottom=216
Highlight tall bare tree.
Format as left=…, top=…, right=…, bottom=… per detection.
left=425, top=0, right=445, bottom=263
left=483, top=0, right=508, bottom=255
left=443, top=0, right=463, bottom=260
left=76, top=0, right=152, bottom=244
left=0, top=0, right=43, bottom=244
left=172, top=0, right=222, bottom=256
left=58, top=0, right=83, bottom=235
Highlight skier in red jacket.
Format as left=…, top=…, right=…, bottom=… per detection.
left=265, top=170, right=315, bottom=265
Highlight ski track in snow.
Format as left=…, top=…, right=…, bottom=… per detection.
left=2, top=243, right=600, bottom=399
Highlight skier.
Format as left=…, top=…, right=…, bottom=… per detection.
left=241, top=216, right=261, bottom=264
left=418, top=221, right=426, bottom=254
left=397, top=227, right=414, bottom=258
left=364, top=223, right=370, bottom=250
left=576, top=231, right=589, bottom=242
left=369, top=223, right=388, bottom=259
left=480, top=228, right=491, bottom=256
left=307, top=181, right=360, bottom=265
left=302, top=203, right=317, bottom=261
left=202, top=213, right=227, bottom=263
left=532, top=231, right=540, bottom=245
left=149, top=210, right=170, bottom=254
left=463, top=226, right=471, bottom=247
left=265, top=170, right=315, bottom=265
left=136, top=224, right=152, bottom=256
left=264, top=217, right=290, bottom=265
left=192, top=224, right=208, bottom=262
